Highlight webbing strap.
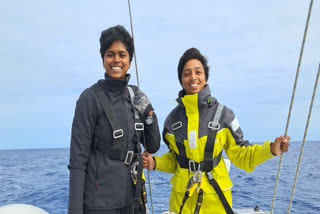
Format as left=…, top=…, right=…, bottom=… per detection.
left=214, top=104, right=224, bottom=124
left=194, top=189, right=203, bottom=214
left=133, top=154, right=144, bottom=214
left=178, top=191, right=190, bottom=214
left=204, top=104, right=224, bottom=164
left=91, top=83, right=123, bottom=150
left=127, top=86, right=140, bottom=120
left=182, top=152, right=222, bottom=172
left=128, top=86, right=146, bottom=214
left=204, top=104, right=233, bottom=214
left=173, top=103, right=224, bottom=172
left=207, top=172, right=234, bottom=214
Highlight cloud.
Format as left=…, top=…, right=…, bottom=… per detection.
left=0, top=0, right=319, bottom=149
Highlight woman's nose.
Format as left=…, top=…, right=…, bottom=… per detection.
left=190, top=72, right=196, bottom=80
left=113, top=54, right=120, bottom=62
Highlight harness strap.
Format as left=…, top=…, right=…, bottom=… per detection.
left=178, top=191, right=190, bottom=214
left=133, top=154, right=144, bottom=214
left=91, top=83, right=124, bottom=151
left=204, top=104, right=224, bottom=162
left=179, top=185, right=204, bottom=214
left=94, top=143, right=136, bottom=165
left=194, top=189, right=203, bottom=214
left=173, top=103, right=224, bottom=172
left=128, top=86, right=147, bottom=214
left=185, top=152, right=222, bottom=172
left=207, top=172, right=234, bottom=214
left=172, top=102, right=234, bottom=213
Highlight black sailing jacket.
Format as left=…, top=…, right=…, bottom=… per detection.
left=68, top=74, right=160, bottom=214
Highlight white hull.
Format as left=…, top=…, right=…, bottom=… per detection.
left=0, top=204, right=48, bottom=214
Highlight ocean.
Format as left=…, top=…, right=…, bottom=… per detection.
left=0, top=142, right=319, bottom=214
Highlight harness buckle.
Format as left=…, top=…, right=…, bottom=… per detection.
left=192, top=170, right=203, bottom=184
left=113, top=129, right=124, bottom=139
left=135, top=123, right=144, bottom=131
left=188, top=160, right=200, bottom=173
left=130, top=159, right=138, bottom=182
left=124, top=151, right=134, bottom=165
left=208, top=122, right=220, bottom=130
left=206, top=171, right=214, bottom=180
left=172, top=121, right=182, bottom=130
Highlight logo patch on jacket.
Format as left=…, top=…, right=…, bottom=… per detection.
left=188, top=130, right=197, bottom=149
left=231, top=117, right=240, bottom=132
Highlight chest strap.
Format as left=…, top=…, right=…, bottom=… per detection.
left=172, top=103, right=224, bottom=172
left=172, top=103, right=234, bottom=214
left=90, top=83, right=144, bottom=165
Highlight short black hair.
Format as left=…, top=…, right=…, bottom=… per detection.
left=177, top=48, right=209, bottom=85
left=99, top=25, right=134, bottom=62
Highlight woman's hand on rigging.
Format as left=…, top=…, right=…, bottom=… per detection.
left=142, top=152, right=155, bottom=170
left=270, top=135, right=290, bottom=156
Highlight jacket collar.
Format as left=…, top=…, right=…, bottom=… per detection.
left=103, top=73, right=131, bottom=94
left=176, top=85, right=217, bottom=109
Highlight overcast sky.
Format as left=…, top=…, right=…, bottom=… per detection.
left=0, top=0, right=319, bottom=149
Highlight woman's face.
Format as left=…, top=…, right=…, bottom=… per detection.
left=181, top=59, right=206, bottom=95
left=103, top=41, right=131, bottom=79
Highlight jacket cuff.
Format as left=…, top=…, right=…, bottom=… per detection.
left=68, top=169, right=85, bottom=213
left=143, top=104, right=154, bottom=117
left=153, top=155, right=163, bottom=171
left=255, top=140, right=275, bottom=163
left=153, top=153, right=176, bottom=173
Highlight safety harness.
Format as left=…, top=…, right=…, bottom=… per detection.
left=90, top=82, right=147, bottom=214
left=172, top=102, right=234, bottom=214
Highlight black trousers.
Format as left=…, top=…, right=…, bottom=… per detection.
left=84, top=205, right=134, bottom=214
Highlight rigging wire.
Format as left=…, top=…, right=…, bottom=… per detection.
left=127, top=1, right=154, bottom=213
left=286, top=64, right=320, bottom=214
left=128, top=0, right=140, bottom=89
left=270, top=0, right=314, bottom=213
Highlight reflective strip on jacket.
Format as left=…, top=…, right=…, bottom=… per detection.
left=154, top=85, right=274, bottom=214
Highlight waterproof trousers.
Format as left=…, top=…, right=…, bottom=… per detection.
left=169, top=188, right=232, bottom=214
left=84, top=205, right=134, bottom=214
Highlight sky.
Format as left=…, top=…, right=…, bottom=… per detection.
left=0, top=0, right=319, bottom=150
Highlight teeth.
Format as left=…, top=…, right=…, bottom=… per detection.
left=112, top=66, right=121, bottom=70
left=190, top=84, right=198, bottom=87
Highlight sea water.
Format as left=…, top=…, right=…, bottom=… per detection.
left=0, top=142, right=319, bottom=214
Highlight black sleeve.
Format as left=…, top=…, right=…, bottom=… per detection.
left=143, top=111, right=161, bottom=154
left=68, top=88, right=97, bottom=214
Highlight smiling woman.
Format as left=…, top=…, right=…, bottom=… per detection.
left=181, top=59, right=206, bottom=95
left=67, top=25, right=160, bottom=214
left=142, top=47, right=290, bottom=214
left=103, top=41, right=131, bottom=79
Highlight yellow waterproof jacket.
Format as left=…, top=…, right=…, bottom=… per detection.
left=154, top=85, right=275, bottom=213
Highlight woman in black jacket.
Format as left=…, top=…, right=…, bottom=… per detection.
left=68, top=25, right=160, bottom=214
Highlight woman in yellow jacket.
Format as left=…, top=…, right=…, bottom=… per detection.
left=143, top=48, right=290, bottom=214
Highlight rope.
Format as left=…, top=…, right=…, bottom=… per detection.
left=127, top=1, right=154, bottom=213
left=128, top=0, right=140, bottom=88
left=270, top=0, right=314, bottom=213
left=286, top=64, right=320, bottom=214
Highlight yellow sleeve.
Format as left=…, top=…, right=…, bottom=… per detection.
left=154, top=151, right=177, bottom=174
left=224, top=129, right=275, bottom=172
